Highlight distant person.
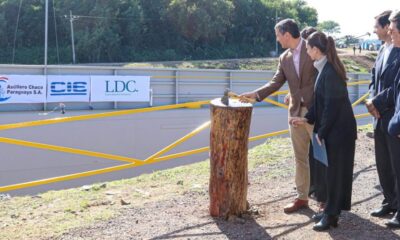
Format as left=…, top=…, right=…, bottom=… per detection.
left=290, top=31, right=357, bottom=231
left=359, top=45, right=362, bottom=53
left=353, top=46, right=356, bottom=55
left=365, top=10, right=400, bottom=221
left=239, top=19, right=317, bottom=214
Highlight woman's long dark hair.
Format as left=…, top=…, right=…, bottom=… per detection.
left=307, top=31, right=347, bottom=81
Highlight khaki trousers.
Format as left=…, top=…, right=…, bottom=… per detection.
left=289, top=107, right=313, bottom=200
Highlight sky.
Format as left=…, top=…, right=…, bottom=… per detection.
left=305, top=0, right=398, bottom=38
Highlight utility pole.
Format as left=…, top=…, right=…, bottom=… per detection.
left=275, top=9, right=278, bottom=57
left=44, top=0, right=48, bottom=111
left=44, top=0, right=48, bottom=73
left=65, top=10, right=78, bottom=64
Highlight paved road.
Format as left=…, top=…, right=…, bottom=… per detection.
left=0, top=106, right=370, bottom=196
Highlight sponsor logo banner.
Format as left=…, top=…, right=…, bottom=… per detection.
left=91, top=76, right=150, bottom=102
left=0, top=75, right=46, bottom=104
left=47, top=75, right=90, bottom=102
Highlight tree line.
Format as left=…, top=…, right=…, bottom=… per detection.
left=0, top=0, right=318, bottom=64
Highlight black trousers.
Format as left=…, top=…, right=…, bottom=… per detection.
left=309, top=142, right=316, bottom=195
left=309, top=141, right=327, bottom=203
left=323, top=138, right=355, bottom=216
left=374, top=121, right=400, bottom=210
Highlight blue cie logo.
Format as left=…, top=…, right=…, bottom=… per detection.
left=50, top=82, right=87, bottom=96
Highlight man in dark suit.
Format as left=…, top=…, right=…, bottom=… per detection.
left=384, top=9, right=400, bottom=228
left=240, top=19, right=317, bottom=213
left=366, top=10, right=400, bottom=220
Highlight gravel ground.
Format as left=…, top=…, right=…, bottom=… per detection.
left=54, top=132, right=400, bottom=240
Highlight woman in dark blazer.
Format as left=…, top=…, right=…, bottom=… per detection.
left=290, top=31, right=357, bottom=231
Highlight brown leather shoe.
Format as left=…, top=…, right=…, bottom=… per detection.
left=283, top=198, right=309, bottom=213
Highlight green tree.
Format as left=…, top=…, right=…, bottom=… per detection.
left=229, top=0, right=276, bottom=46
left=139, top=0, right=179, bottom=49
left=0, top=0, right=319, bottom=63
left=56, top=0, right=143, bottom=63
left=294, top=0, right=318, bottom=28
left=166, top=0, right=234, bottom=44
left=318, top=20, right=341, bottom=35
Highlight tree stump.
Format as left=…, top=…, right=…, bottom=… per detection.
left=209, top=98, right=253, bottom=218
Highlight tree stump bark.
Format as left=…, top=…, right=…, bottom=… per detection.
left=209, top=98, right=253, bottom=218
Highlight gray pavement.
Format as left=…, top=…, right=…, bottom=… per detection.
left=0, top=105, right=370, bottom=196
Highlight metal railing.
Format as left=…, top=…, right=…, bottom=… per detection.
left=0, top=64, right=370, bottom=111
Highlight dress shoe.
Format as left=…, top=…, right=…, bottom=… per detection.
left=283, top=198, right=308, bottom=213
left=308, top=187, right=316, bottom=199
left=312, top=212, right=324, bottom=222
left=318, top=202, right=326, bottom=212
left=386, top=213, right=400, bottom=228
left=366, top=132, right=374, bottom=138
left=313, top=214, right=338, bottom=231
left=370, top=205, right=396, bottom=217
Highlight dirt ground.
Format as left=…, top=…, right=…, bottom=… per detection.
left=52, top=130, right=400, bottom=240
left=337, top=48, right=376, bottom=72
left=123, top=48, right=376, bottom=73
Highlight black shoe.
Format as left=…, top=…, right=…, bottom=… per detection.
left=312, top=212, right=324, bottom=222
left=313, top=214, right=338, bottom=231
left=386, top=212, right=400, bottom=228
left=308, top=187, right=316, bottom=198
left=366, top=132, right=374, bottom=138
left=370, top=206, right=396, bottom=217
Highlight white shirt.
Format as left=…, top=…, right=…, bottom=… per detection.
left=313, top=56, right=328, bottom=90
left=291, top=40, right=303, bottom=78
left=382, top=43, right=393, bottom=68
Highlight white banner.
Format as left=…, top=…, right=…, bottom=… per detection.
left=47, top=75, right=90, bottom=102
left=0, top=75, right=46, bottom=104
left=90, top=76, right=150, bottom=102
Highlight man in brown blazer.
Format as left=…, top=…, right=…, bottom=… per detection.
left=241, top=19, right=317, bottom=213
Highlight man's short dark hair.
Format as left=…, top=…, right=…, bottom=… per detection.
left=389, top=10, right=400, bottom=31
left=375, top=10, right=392, bottom=28
left=275, top=19, right=300, bottom=38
